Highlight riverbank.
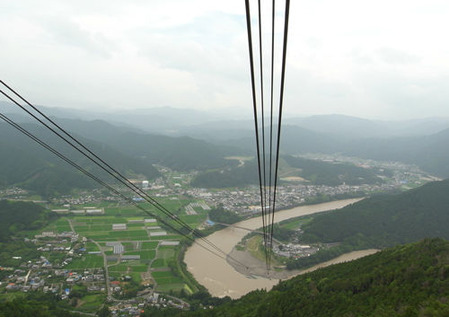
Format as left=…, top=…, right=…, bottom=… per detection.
left=184, top=198, right=365, bottom=299
left=227, top=246, right=379, bottom=280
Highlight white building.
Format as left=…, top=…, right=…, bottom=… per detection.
left=112, top=224, right=127, bottom=231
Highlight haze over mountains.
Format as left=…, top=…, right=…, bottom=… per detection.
left=4, top=102, right=449, bottom=138
left=2, top=104, right=449, bottom=196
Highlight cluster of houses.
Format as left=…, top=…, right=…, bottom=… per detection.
left=109, top=292, right=189, bottom=316
left=272, top=242, right=319, bottom=259
left=185, top=181, right=404, bottom=216
left=2, top=264, right=106, bottom=296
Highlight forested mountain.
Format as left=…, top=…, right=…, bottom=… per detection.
left=282, top=126, right=449, bottom=179
left=6, top=105, right=449, bottom=177
left=282, top=155, right=388, bottom=185
left=5, top=104, right=449, bottom=138
left=284, top=114, right=449, bottom=138
left=300, top=178, right=449, bottom=248
left=191, top=155, right=388, bottom=188
left=341, top=128, right=449, bottom=177
left=227, top=125, right=449, bottom=178
left=191, top=159, right=259, bottom=188
left=53, top=118, right=241, bottom=171
left=0, top=123, right=159, bottom=196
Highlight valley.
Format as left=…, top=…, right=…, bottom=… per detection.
left=0, top=110, right=449, bottom=316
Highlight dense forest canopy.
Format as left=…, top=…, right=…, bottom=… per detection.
left=0, top=200, right=55, bottom=242
left=301, top=178, right=449, bottom=247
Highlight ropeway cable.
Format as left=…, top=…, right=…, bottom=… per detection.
left=0, top=81, right=234, bottom=262
left=0, top=85, right=249, bottom=269
left=269, top=0, right=290, bottom=252
left=0, top=110, right=249, bottom=269
left=244, top=0, right=270, bottom=269
left=244, top=0, right=290, bottom=270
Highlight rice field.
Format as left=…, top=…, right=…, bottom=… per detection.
left=45, top=199, right=208, bottom=294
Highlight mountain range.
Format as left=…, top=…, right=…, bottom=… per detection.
left=0, top=122, right=159, bottom=196
left=3, top=104, right=449, bottom=196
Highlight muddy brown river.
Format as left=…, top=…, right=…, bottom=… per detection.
left=184, top=198, right=376, bottom=299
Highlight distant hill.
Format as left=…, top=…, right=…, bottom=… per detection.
left=284, top=114, right=449, bottom=138
left=191, top=159, right=259, bottom=188
left=46, top=116, right=449, bottom=178
left=2, top=103, right=250, bottom=135
left=281, top=178, right=449, bottom=270
left=6, top=103, right=449, bottom=177
left=341, top=128, right=449, bottom=178
left=191, top=155, right=389, bottom=188
left=301, top=178, right=449, bottom=248
left=282, top=155, right=388, bottom=185
left=7, top=102, right=449, bottom=139
left=52, top=118, right=240, bottom=171
left=0, top=122, right=159, bottom=196
left=285, top=114, right=384, bottom=139
left=254, top=125, right=449, bottom=178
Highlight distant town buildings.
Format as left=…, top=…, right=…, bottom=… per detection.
left=52, top=207, right=105, bottom=215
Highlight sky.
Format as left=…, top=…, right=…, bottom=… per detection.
left=1, top=0, right=449, bottom=120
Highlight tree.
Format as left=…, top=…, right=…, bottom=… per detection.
left=97, top=305, right=112, bottom=317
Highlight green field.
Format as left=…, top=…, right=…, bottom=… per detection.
left=152, top=270, right=186, bottom=291
left=142, top=241, right=159, bottom=249
left=151, top=258, right=168, bottom=269
left=86, top=242, right=100, bottom=252
left=75, top=294, right=107, bottom=313
left=65, top=254, right=104, bottom=269
left=279, top=216, right=313, bottom=230
left=40, top=200, right=208, bottom=295
left=41, top=218, right=72, bottom=233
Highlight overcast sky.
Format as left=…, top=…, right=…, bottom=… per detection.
left=2, top=0, right=449, bottom=120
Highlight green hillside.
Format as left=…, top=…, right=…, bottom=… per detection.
left=283, top=155, right=387, bottom=185
left=0, top=200, right=55, bottom=242
left=145, top=239, right=449, bottom=316
left=301, top=178, right=449, bottom=247
left=55, top=118, right=238, bottom=171
left=277, top=125, right=449, bottom=179
left=191, top=155, right=388, bottom=188
left=191, top=159, right=259, bottom=188
left=0, top=123, right=159, bottom=196
left=227, top=124, right=449, bottom=178
left=282, top=178, right=449, bottom=270
left=0, top=200, right=57, bottom=269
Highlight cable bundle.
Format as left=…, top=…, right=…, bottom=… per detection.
left=244, top=0, right=290, bottom=270
left=0, top=80, right=249, bottom=269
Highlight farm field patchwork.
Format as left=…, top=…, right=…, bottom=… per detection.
left=37, top=199, right=209, bottom=297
